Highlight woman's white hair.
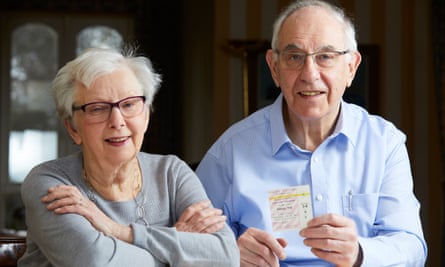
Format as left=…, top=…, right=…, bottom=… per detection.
left=271, top=0, right=358, bottom=53
left=52, top=47, right=162, bottom=120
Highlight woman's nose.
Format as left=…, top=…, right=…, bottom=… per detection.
left=108, top=106, right=126, bottom=128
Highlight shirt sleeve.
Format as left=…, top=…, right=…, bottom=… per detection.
left=357, top=132, right=427, bottom=266
left=196, top=152, right=229, bottom=211
left=196, top=151, right=243, bottom=237
left=131, top=156, right=240, bottom=266
left=20, top=165, right=160, bottom=267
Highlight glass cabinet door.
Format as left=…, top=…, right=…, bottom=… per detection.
left=9, top=23, right=59, bottom=183
left=1, top=14, right=130, bottom=232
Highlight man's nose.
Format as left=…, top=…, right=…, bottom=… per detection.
left=299, top=55, right=321, bottom=82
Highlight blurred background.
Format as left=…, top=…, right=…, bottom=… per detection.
left=0, top=0, right=443, bottom=266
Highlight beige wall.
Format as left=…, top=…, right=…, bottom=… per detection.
left=182, top=0, right=442, bottom=266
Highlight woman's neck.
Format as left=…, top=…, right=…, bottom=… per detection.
left=83, top=158, right=141, bottom=201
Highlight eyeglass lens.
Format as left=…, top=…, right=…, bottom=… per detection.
left=75, top=96, right=145, bottom=123
left=278, top=50, right=348, bottom=69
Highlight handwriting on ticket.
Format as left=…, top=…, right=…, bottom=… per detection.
left=268, top=185, right=313, bottom=232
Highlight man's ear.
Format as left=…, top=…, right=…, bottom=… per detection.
left=64, top=119, right=82, bottom=145
left=266, top=49, right=280, bottom=88
left=346, top=51, right=362, bottom=87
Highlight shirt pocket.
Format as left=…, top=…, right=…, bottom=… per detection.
left=342, top=192, right=379, bottom=236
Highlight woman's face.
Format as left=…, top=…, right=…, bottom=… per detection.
left=66, top=67, right=149, bottom=167
left=266, top=6, right=361, bottom=126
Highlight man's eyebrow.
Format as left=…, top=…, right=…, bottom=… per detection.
left=281, top=44, right=339, bottom=52
left=316, top=45, right=338, bottom=51
left=282, top=44, right=302, bottom=52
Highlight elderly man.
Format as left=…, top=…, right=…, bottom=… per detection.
left=196, top=0, right=427, bottom=266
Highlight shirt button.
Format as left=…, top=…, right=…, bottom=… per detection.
left=313, top=157, right=319, bottom=163
left=316, top=194, right=323, bottom=201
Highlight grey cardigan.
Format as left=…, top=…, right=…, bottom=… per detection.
left=18, top=152, right=239, bottom=267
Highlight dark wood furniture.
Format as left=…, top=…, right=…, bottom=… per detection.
left=0, top=236, right=26, bottom=267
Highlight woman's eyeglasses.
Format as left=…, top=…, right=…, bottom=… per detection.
left=72, top=96, right=146, bottom=124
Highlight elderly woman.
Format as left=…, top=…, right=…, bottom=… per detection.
left=18, top=48, right=239, bottom=267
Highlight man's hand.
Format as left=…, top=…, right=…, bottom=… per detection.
left=237, top=227, right=287, bottom=267
left=299, top=213, right=360, bottom=267
left=174, top=200, right=227, bottom=233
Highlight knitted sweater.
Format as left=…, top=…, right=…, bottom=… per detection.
left=18, top=152, right=239, bottom=267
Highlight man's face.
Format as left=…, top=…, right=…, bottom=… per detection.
left=266, top=6, right=361, bottom=126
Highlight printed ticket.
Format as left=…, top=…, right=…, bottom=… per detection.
left=268, top=185, right=313, bottom=232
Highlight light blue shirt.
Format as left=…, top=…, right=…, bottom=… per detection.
left=196, top=94, right=427, bottom=266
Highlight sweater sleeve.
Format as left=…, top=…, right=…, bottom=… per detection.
left=19, top=164, right=162, bottom=267
left=131, top=155, right=240, bottom=267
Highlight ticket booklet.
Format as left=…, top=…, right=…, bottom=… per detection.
left=268, top=185, right=313, bottom=232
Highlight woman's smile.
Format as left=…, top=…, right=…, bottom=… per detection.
left=105, top=136, right=130, bottom=145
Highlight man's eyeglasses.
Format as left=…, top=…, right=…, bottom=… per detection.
left=72, top=96, right=146, bottom=124
left=275, top=49, right=349, bottom=70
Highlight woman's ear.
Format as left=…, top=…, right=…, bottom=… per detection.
left=143, top=107, right=150, bottom=133
left=64, top=119, right=82, bottom=145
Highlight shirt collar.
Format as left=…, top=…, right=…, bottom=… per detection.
left=336, top=101, right=359, bottom=147
left=270, top=94, right=292, bottom=155
left=269, top=96, right=357, bottom=155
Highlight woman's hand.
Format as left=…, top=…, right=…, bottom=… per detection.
left=42, top=185, right=133, bottom=243
left=174, top=200, right=227, bottom=233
